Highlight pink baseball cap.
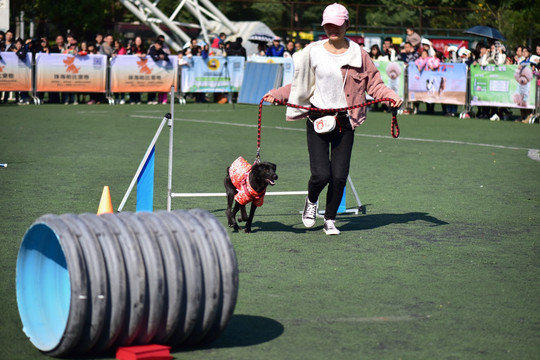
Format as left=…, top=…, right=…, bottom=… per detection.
left=321, top=3, right=349, bottom=26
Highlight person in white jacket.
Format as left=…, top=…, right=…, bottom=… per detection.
left=263, top=3, right=402, bottom=235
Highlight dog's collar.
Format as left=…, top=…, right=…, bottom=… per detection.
left=241, top=172, right=266, bottom=201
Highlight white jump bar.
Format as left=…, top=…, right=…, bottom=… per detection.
left=171, top=190, right=308, bottom=198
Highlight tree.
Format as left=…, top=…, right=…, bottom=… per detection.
left=8, top=0, right=538, bottom=50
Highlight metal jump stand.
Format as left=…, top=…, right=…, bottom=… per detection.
left=118, top=86, right=366, bottom=214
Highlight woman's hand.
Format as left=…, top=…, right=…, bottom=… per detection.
left=391, top=98, right=403, bottom=108
left=262, top=92, right=276, bottom=103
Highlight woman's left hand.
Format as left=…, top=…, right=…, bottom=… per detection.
left=391, top=98, right=403, bottom=108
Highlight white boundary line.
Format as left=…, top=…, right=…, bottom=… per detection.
left=129, top=114, right=540, bottom=161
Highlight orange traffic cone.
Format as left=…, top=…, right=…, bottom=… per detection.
left=97, top=186, right=114, bottom=215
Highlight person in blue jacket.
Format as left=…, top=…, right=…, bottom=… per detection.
left=266, top=37, right=285, bottom=57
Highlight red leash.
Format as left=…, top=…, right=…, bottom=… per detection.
left=256, top=98, right=399, bottom=163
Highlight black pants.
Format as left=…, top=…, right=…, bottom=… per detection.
left=306, top=112, right=354, bottom=220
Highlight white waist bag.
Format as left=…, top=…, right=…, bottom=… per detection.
left=310, top=67, right=348, bottom=134
left=313, top=115, right=337, bottom=133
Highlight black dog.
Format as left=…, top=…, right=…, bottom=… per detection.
left=225, top=157, right=277, bottom=233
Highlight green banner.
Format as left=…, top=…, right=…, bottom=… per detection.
left=470, top=64, right=535, bottom=109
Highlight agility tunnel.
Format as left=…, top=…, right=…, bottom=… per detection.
left=16, top=210, right=238, bottom=357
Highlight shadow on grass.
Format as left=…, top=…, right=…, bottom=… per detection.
left=245, top=212, right=448, bottom=233
left=180, top=314, right=284, bottom=351
left=340, top=212, right=448, bottom=231
left=68, top=315, right=284, bottom=358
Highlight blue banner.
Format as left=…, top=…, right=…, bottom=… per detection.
left=180, top=56, right=244, bottom=93
left=136, top=146, right=154, bottom=212
left=248, top=56, right=294, bottom=86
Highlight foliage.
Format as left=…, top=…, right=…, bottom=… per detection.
left=7, top=0, right=539, bottom=50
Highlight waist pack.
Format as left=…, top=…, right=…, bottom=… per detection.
left=312, top=114, right=337, bottom=134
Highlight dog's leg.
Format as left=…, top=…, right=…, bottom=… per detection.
left=244, top=203, right=257, bottom=233
left=225, top=174, right=240, bottom=230
left=231, top=202, right=242, bottom=231
left=226, top=193, right=236, bottom=227
left=238, top=204, right=248, bottom=223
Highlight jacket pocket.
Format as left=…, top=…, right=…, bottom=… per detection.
left=350, top=72, right=368, bottom=82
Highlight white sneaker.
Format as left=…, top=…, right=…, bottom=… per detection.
left=490, top=114, right=500, bottom=121
left=302, top=197, right=318, bottom=228
left=323, top=219, right=340, bottom=235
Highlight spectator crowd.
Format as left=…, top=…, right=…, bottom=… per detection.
left=0, top=27, right=538, bottom=122
left=364, top=27, right=539, bottom=121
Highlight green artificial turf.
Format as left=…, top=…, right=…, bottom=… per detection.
left=1, top=103, right=539, bottom=359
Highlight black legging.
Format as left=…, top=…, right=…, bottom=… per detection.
left=306, top=113, right=355, bottom=220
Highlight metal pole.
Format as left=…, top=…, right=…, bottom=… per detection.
left=31, top=54, right=39, bottom=105
left=347, top=176, right=363, bottom=208
left=404, top=63, right=410, bottom=111
left=466, top=65, right=471, bottom=114
left=20, top=11, right=24, bottom=39
left=167, top=86, right=175, bottom=211
left=117, top=0, right=187, bottom=51
left=198, top=0, right=237, bottom=33
left=138, top=0, right=193, bottom=46
left=171, top=191, right=308, bottom=198
left=535, top=75, right=539, bottom=117
left=106, top=57, right=114, bottom=105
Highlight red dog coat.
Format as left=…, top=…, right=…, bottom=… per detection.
left=229, top=157, right=266, bottom=207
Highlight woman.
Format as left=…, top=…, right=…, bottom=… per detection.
left=263, top=3, right=402, bottom=235
left=114, top=39, right=127, bottom=55
left=369, top=44, right=383, bottom=60
left=414, top=49, right=430, bottom=74
left=284, top=41, right=295, bottom=58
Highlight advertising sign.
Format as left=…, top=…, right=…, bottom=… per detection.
left=110, top=55, right=177, bottom=93
left=0, top=52, right=32, bottom=91
left=373, top=61, right=406, bottom=99
left=181, top=56, right=244, bottom=93
left=36, top=53, right=107, bottom=92
left=470, top=64, right=535, bottom=109
left=408, top=62, right=467, bottom=105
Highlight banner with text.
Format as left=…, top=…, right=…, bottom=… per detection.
left=408, top=62, right=467, bottom=105
left=36, top=53, right=107, bottom=92
left=373, top=61, right=406, bottom=99
left=470, top=64, right=535, bottom=109
left=181, top=56, right=244, bottom=93
left=111, top=55, right=178, bottom=93
left=0, top=52, right=32, bottom=91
